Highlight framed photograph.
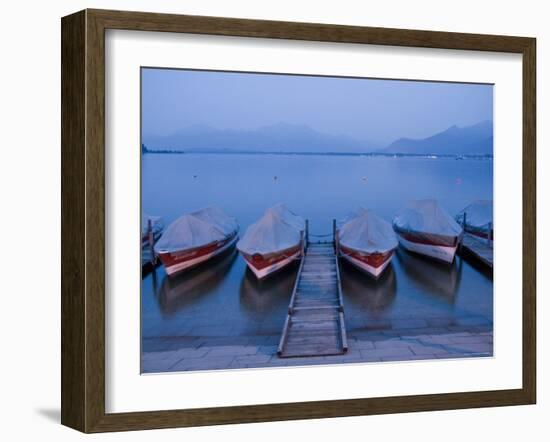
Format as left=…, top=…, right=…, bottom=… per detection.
left=61, top=9, right=536, bottom=432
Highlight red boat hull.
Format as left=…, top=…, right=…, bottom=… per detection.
left=158, top=233, right=238, bottom=276
left=339, top=244, right=394, bottom=278
left=241, top=243, right=302, bottom=279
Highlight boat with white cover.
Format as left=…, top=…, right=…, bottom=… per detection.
left=154, top=207, right=239, bottom=276
left=392, top=199, right=463, bottom=264
left=237, top=204, right=306, bottom=280
left=455, top=200, right=493, bottom=244
left=337, top=208, right=398, bottom=279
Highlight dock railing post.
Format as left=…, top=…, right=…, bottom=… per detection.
left=332, top=219, right=337, bottom=253
left=462, top=212, right=467, bottom=250
left=305, top=219, right=309, bottom=247
left=147, top=219, right=156, bottom=265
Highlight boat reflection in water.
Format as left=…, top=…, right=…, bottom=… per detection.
left=157, top=249, right=237, bottom=316
left=239, top=264, right=298, bottom=317
left=340, top=259, right=397, bottom=315
left=396, top=248, right=462, bottom=303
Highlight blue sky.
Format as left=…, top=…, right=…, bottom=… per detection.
left=142, top=68, right=493, bottom=146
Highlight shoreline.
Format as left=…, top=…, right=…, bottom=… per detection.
left=142, top=151, right=493, bottom=160
left=142, top=321, right=493, bottom=373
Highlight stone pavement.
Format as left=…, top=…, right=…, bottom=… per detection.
left=141, top=320, right=493, bottom=373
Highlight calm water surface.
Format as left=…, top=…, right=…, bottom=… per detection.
left=142, top=154, right=493, bottom=339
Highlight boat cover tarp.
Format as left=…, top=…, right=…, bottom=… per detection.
left=191, top=207, right=239, bottom=236
left=237, top=205, right=305, bottom=255
left=154, top=207, right=237, bottom=253
left=339, top=209, right=398, bottom=254
left=141, top=213, right=164, bottom=236
left=393, top=200, right=463, bottom=243
left=337, top=207, right=368, bottom=227
left=455, top=200, right=493, bottom=234
left=270, top=203, right=306, bottom=231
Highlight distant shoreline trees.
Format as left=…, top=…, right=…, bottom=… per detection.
left=142, top=143, right=184, bottom=154
left=140, top=144, right=492, bottom=160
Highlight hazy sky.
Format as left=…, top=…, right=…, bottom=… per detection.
left=142, top=68, right=493, bottom=146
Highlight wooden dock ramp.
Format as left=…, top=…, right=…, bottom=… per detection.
left=278, top=234, right=348, bottom=358
left=461, top=234, right=493, bottom=269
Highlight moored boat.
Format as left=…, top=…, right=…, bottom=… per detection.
left=455, top=200, right=493, bottom=244
left=392, top=199, right=463, bottom=264
left=237, top=204, right=306, bottom=280
left=337, top=208, right=398, bottom=279
left=154, top=207, right=239, bottom=276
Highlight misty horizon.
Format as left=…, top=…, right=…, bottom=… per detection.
left=142, top=119, right=493, bottom=156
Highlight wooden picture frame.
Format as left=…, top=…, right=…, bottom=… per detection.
left=61, top=8, right=536, bottom=433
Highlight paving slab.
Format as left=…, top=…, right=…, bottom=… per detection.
left=142, top=326, right=493, bottom=372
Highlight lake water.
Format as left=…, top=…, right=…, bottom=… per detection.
left=141, top=153, right=493, bottom=342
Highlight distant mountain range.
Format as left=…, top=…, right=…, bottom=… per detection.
left=143, top=122, right=376, bottom=154
left=384, top=120, right=493, bottom=155
left=143, top=120, right=493, bottom=156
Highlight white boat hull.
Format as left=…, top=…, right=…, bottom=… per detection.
left=396, top=234, right=458, bottom=264
left=244, top=249, right=301, bottom=280
left=341, top=252, right=393, bottom=279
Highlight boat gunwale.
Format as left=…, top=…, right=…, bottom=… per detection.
left=155, top=230, right=239, bottom=256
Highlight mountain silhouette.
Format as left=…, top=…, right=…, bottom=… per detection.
left=144, top=121, right=493, bottom=155
left=143, top=122, right=375, bottom=153
left=384, top=121, right=493, bottom=155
